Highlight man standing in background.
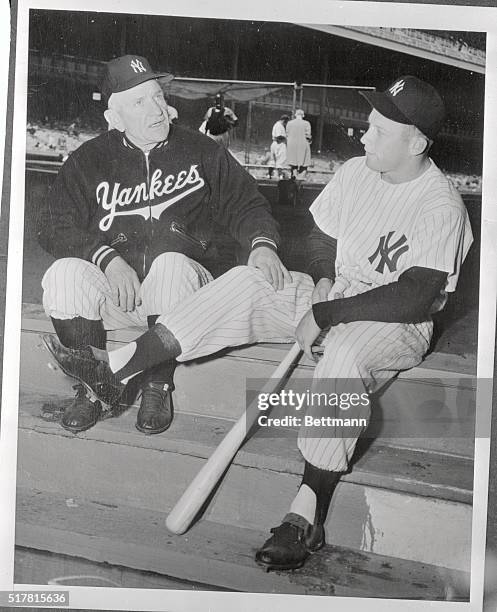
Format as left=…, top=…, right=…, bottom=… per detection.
left=286, top=108, right=312, bottom=179
left=200, top=93, right=238, bottom=149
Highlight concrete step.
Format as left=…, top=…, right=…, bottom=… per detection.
left=15, top=487, right=469, bottom=599
left=18, top=390, right=473, bottom=573
left=15, top=546, right=225, bottom=591
left=21, top=306, right=476, bottom=459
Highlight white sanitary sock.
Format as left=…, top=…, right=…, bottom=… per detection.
left=108, top=342, right=138, bottom=384
left=288, top=484, right=316, bottom=525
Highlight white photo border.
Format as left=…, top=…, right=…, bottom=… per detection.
left=1, top=0, right=497, bottom=610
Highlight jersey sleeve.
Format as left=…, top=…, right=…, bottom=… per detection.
left=408, top=202, right=473, bottom=292
left=309, top=164, right=345, bottom=239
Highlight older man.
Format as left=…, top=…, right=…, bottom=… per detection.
left=38, top=55, right=288, bottom=435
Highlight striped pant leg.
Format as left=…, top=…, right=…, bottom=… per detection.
left=42, top=255, right=214, bottom=332
left=158, top=265, right=314, bottom=361
left=42, top=257, right=145, bottom=330
left=139, top=252, right=213, bottom=316
left=297, top=320, right=432, bottom=471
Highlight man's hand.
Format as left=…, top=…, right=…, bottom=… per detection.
left=295, top=308, right=321, bottom=362
left=104, top=256, right=142, bottom=312
left=248, top=246, right=292, bottom=291
left=312, top=278, right=333, bottom=305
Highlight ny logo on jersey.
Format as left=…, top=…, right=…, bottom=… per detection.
left=368, top=232, right=409, bottom=273
left=130, top=58, right=147, bottom=73
left=389, top=79, right=405, bottom=97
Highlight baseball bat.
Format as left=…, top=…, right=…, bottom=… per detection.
left=165, top=341, right=302, bottom=535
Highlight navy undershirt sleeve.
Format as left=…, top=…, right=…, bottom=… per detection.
left=307, top=224, right=337, bottom=283
left=312, top=267, right=448, bottom=330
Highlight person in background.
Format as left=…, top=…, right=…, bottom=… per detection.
left=200, top=93, right=238, bottom=149
left=268, top=114, right=289, bottom=179
left=286, top=109, right=312, bottom=179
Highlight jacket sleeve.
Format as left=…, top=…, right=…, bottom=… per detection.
left=208, top=145, right=281, bottom=251
left=312, top=266, right=448, bottom=330
left=37, top=152, right=117, bottom=268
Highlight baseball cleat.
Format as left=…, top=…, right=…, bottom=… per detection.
left=41, top=334, right=125, bottom=411
left=60, top=383, right=103, bottom=433
left=255, top=520, right=325, bottom=571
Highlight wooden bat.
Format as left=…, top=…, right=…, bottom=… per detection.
left=165, top=342, right=302, bottom=535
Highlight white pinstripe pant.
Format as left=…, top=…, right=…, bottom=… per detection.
left=42, top=253, right=213, bottom=330
left=158, top=265, right=432, bottom=471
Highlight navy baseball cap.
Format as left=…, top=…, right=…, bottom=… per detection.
left=359, top=76, right=445, bottom=140
left=100, top=55, right=174, bottom=101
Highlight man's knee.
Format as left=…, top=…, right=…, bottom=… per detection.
left=222, top=265, right=270, bottom=289
left=42, top=258, right=100, bottom=294
left=148, top=252, right=213, bottom=286
left=317, top=330, right=364, bottom=377
left=42, top=258, right=105, bottom=318
left=150, top=252, right=193, bottom=271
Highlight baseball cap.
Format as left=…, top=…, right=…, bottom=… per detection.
left=359, top=76, right=445, bottom=140
left=100, top=55, right=174, bottom=101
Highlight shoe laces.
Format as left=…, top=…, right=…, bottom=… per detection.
left=140, top=382, right=171, bottom=416
left=269, top=522, right=303, bottom=544
left=72, top=383, right=87, bottom=399
left=72, top=383, right=100, bottom=405
left=72, top=383, right=109, bottom=413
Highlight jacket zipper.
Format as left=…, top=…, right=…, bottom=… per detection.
left=143, top=151, right=151, bottom=277
left=170, top=221, right=208, bottom=251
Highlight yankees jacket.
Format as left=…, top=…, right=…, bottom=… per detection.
left=37, top=126, right=280, bottom=280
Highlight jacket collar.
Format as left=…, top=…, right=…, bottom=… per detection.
left=119, top=132, right=168, bottom=152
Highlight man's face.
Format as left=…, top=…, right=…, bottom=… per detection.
left=112, top=79, right=170, bottom=149
left=360, top=109, right=412, bottom=175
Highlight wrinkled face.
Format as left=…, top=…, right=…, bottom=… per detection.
left=111, top=79, right=169, bottom=149
left=360, top=109, right=412, bottom=175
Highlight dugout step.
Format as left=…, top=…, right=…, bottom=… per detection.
left=18, top=390, right=474, bottom=505
left=20, top=301, right=477, bottom=375
left=18, top=389, right=473, bottom=572
left=20, top=308, right=477, bottom=460
left=15, top=487, right=469, bottom=599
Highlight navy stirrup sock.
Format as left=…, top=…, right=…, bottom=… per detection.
left=113, top=324, right=181, bottom=382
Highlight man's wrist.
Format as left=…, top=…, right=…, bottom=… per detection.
left=91, top=245, right=120, bottom=272
left=312, top=301, right=334, bottom=330
left=308, top=262, right=334, bottom=284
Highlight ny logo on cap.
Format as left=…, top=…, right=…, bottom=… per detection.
left=130, top=58, right=147, bottom=74
left=389, top=79, right=405, bottom=97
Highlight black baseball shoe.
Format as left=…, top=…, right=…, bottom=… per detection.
left=42, top=334, right=125, bottom=411
left=136, top=381, right=174, bottom=435
left=60, top=383, right=103, bottom=433
left=255, top=519, right=325, bottom=571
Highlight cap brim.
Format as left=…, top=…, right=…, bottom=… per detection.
left=359, top=90, right=412, bottom=125
left=102, top=72, right=174, bottom=101
left=120, top=71, right=174, bottom=92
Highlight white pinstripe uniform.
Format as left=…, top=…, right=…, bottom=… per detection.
left=42, top=252, right=213, bottom=330
left=155, top=155, right=472, bottom=471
